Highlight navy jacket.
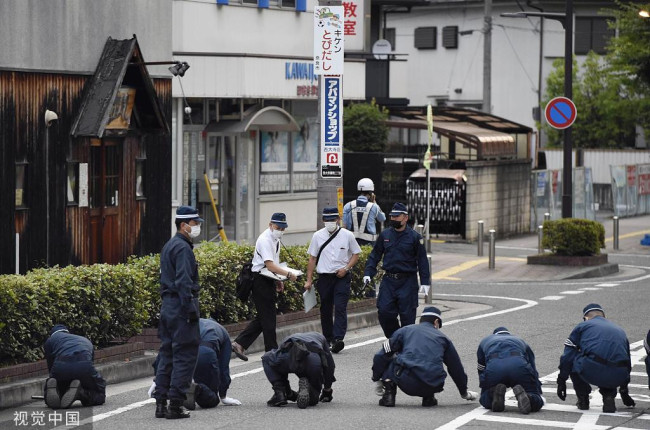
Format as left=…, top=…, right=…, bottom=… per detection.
left=44, top=330, right=94, bottom=373
left=477, top=332, right=541, bottom=391
left=374, top=322, right=468, bottom=394
left=559, top=316, right=631, bottom=386
left=364, top=226, right=430, bottom=283
left=160, top=233, right=200, bottom=314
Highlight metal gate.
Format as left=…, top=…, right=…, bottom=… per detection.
left=406, top=177, right=466, bottom=237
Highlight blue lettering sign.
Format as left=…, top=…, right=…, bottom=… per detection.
left=284, top=62, right=315, bottom=83
left=324, top=77, right=340, bottom=144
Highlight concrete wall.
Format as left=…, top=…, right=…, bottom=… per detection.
left=0, top=0, right=172, bottom=77
left=465, top=159, right=531, bottom=241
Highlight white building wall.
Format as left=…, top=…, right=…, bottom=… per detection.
left=544, top=149, right=650, bottom=184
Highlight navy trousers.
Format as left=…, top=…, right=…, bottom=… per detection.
left=154, top=294, right=200, bottom=401
left=193, top=346, right=221, bottom=408
left=376, top=275, right=419, bottom=338
left=49, top=358, right=106, bottom=406
left=235, top=275, right=278, bottom=351
left=316, top=273, right=351, bottom=341
left=373, top=353, right=442, bottom=398
left=478, top=356, right=543, bottom=412
left=262, top=351, right=323, bottom=402
left=571, top=372, right=617, bottom=398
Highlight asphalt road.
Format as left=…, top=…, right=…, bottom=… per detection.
left=3, top=262, right=649, bottom=430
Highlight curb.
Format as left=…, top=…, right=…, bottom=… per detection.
left=563, top=263, right=620, bottom=280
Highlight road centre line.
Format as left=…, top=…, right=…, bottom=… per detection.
left=560, top=291, right=585, bottom=295
left=432, top=258, right=526, bottom=280
left=83, top=295, right=536, bottom=425
left=605, top=229, right=650, bottom=243
left=540, top=296, right=565, bottom=300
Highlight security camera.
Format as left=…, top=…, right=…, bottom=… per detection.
left=184, top=106, right=192, bottom=115
left=45, top=109, right=58, bottom=127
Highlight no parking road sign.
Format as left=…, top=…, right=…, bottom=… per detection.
left=544, top=97, right=577, bottom=130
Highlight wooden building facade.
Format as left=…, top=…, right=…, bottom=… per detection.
left=0, top=36, right=171, bottom=274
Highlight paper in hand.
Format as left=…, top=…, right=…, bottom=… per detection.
left=303, top=287, right=317, bottom=313
left=260, top=262, right=303, bottom=281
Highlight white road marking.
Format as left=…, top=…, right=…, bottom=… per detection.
left=560, top=290, right=585, bottom=295
left=595, top=283, right=619, bottom=287
left=475, top=414, right=608, bottom=429
left=578, top=287, right=601, bottom=291
left=540, top=296, right=565, bottom=301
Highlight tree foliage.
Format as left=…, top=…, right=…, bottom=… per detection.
left=343, top=100, right=389, bottom=152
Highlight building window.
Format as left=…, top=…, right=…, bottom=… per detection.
left=575, top=17, right=614, bottom=55
left=414, top=27, right=436, bottom=49
left=67, top=162, right=79, bottom=205
left=442, top=26, right=458, bottom=49
left=183, top=98, right=205, bottom=125
left=15, top=162, right=27, bottom=209
left=281, top=0, right=295, bottom=7
left=384, top=28, right=396, bottom=51
left=135, top=158, right=146, bottom=199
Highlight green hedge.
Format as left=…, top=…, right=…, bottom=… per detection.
left=542, top=218, right=605, bottom=256
left=0, top=242, right=376, bottom=365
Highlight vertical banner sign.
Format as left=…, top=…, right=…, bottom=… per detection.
left=314, top=6, right=344, bottom=75
left=342, top=0, right=364, bottom=51
left=321, top=76, right=343, bottom=178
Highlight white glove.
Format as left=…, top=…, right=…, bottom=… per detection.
left=419, top=285, right=430, bottom=295
left=462, top=390, right=478, bottom=401
left=374, top=381, right=385, bottom=396
left=363, top=276, right=371, bottom=286
left=148, top=381, right=156, bottom=398
left=220, top=396, right=242, bottom=406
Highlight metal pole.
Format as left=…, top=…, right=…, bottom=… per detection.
left=425, top=255, right=432, bottom=304
left=561, top=0, right=573, bottom=218
left=613, top=216, right=619, bottom=250
left=45, top=127, right=50, bottom=266
left=15, top=233, right=19, bottom=274
left=426, top=167, right=431, bottom=252
left=477, top=220, right=484, bottom=256
left=483, top=0, right=492, bottom=113
left=538, top=225, right=544, bottom=254
left=544, top=212, right=551, bottom=222
left=488, top=229, right=496, bottom=269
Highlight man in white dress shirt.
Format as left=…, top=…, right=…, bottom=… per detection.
left=304, top=207, right=361, bottom=353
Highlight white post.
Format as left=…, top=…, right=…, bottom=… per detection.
left=15, top=233, right=19, bottom=274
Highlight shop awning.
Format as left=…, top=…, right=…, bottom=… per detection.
left=204, top=106, right=300, bottom=134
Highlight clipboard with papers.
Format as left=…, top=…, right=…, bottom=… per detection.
left=259, top=262, right=303, bottom=281
left=303, top=287, right=317, bottom=313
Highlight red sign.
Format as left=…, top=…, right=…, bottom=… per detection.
left=639, top=164, right=650, bottom=195
left=326, top=153, right=339, bottom=164
left=545, top=97, right=577, bottom=130
left=627, top=165, right=637, bottom=187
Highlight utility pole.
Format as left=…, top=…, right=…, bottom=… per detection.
left=316, top=0, right=344, bottom=228
left=483, top=0, right=492, bottom=113
left=561, top=0, right=573, bottom=218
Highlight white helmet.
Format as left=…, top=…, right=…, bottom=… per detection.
left=357, top=178, right=374, bottom=192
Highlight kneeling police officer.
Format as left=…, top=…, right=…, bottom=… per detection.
left=262, top=332, right=336, bottom=409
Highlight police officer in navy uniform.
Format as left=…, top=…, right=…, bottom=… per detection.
left=232, top=213, right=298, bottom=360
left=153, top=205, right=203, bottom=419
left=304, top=207, right=361, bottom=353
left=364, top=202, right=431, bottom=338
left=477, top=327, right=544, bottom=414
left=343, top=178, right=386, bottom=246
left=645, top=330, right=650, bottom=389
left=262, top=332, right=336, bottom=409
left=556, top=303, right=635, bottom=413
left=43, top=324, right=106, bottom=409
left=371, top=307, right=477, bottom=407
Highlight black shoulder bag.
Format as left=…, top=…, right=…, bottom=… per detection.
left=315, top=227, right=341, bottom=266
left=236, top=251, right=261, bottom=301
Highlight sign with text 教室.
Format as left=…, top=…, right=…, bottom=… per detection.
left=314, top=6, right=344, bottom=75
left=320, top=76, right=343, bottom=178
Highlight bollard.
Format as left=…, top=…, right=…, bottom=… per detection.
left=477, top=220, right=484, bottom=256
left=538, top=225, right=544, bottom=254
left=544, top=212, right=551, bottom=222
left=613, top=216, right=619, bottom=250
left=416, top=224, right=425, bottom=236
left=425, top=255, right=433, bottom=304
left=488, top=229, right=496, bottom=270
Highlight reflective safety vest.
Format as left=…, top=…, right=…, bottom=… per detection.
left=350, top=200, right=376, bottom=242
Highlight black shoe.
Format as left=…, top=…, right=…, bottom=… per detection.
left=45, top=378, right=61, bottom=409
left=232, top=342, right=248, bottom=361
left=183, top=383, right=196, bottom=411
left=155, top=400, right=167, bottom=418
left=576, top=394, right=589, bottom=410
left=378, top=381, right=396, bottom=407
left=297, top=377, right=310, bottom=409
left=166, top=399, right=191, bottom=419
left=267, top=383, right=288, bottom=407
left=60, top=380, right=81, bottom=409
left=492, top=384, right=506, bottom=412
left=602, top=395, right=616, bottom=413
left=331, top=339, right=345, bottom=354
left=286, top=388, right=298, bottom=402
left=422, top=395, right=438, bottom=407
left=513, top=385, right=531, bottom=415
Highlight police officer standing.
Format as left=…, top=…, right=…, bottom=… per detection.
left=477, top=327, right=544, bottom=414
left=371, top=307, right=477, bottom=407
left=43, top=324, right=106, bottom=409
left=645, top=330, right=650, bottom=389
left=343, top=178, right=386, bottom=246
left=262, top=332, right=336, bottom=409
left=556, top=303, right=636, bottom=413
left=232, top=213, right=298, bottom=360
left=304, top=207, right=361, bottom=353
left=153, top=206, right=203, bottom=419
left=364, top=202, right=430, bottom=338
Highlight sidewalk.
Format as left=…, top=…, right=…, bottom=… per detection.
left=2, top=213, right=648, bottom=410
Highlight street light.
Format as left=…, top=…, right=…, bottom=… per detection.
left=501, top=1, right=574, bottom=218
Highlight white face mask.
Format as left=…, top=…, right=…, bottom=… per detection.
left=324, top=221, right=338, bottom=233
left=271, top=228, right=284, bottom=240
left=188, top=225, right=201, bottom=239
